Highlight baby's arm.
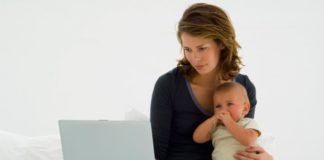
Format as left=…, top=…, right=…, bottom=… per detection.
left=220, top=112, right=259, bottom=146
left=193, top=115, right=218, bottom=143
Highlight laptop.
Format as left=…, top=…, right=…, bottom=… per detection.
left=58, top=120, right=155, bottom=160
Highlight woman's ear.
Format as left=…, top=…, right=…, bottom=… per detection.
left=218, top=42, right=225, bottom=50
left=220, top=43, right=225, bottom=50
left=215, top=39, right=225, bottom=50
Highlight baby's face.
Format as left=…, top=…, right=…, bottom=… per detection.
left=213, top=89, right=247, bottom=122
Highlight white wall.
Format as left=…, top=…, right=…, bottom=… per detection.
left=1, top=0, right=323, bottom=159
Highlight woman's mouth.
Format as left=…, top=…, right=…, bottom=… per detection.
left=195, top=65, right=205, bottom=70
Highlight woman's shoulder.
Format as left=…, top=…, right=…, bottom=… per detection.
left=234, top=73, right=255, bottom=90
left=158, top=67, right=183, bottom=80
left=234, top=73, right=247, bottom=80
left=166, top=67, right=182, bottom=77
left=155, top=67, right=184, bottom=86
left=235, top=73, right=251, bottom=83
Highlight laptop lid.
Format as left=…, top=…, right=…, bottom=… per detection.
left=58, top=120, right=155, bottom=160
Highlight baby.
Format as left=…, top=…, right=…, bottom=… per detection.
left=193, top=82, right=261, bottom=160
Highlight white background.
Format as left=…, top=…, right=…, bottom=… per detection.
left=1, top=0, right=323, bottom=159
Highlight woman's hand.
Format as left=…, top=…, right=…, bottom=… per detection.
left=234, top=146, right=273, bottom=160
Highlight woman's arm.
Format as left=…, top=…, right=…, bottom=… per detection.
left=150, top=74, right=173, bottom=160
left=193, top=115, right=218, bottom=143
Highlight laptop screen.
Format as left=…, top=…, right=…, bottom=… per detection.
left=59, top=120, right=155, bottom=160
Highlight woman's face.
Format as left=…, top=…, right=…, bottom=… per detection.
left=181, top=32, right=223, bottom=75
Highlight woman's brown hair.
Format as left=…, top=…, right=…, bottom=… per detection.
left=177, top=3, right=242, bottom=81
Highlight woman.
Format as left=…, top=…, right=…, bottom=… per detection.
left=150, top=3, right=273, bottom=160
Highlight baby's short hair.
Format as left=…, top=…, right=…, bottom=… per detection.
left=214, top=82, right=249, bottom=103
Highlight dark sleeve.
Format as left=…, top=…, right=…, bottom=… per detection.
left=150, top=74, right=173, bottom=160
left=236, top=75, right=257, bottom=118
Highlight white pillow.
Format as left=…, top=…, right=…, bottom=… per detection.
left=0, top=130, right=63, bottom=160
left=22, top=135, right=63, bottom=160
left=0, top=130, right=29, bottom=160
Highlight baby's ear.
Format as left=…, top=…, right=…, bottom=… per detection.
left=243, top=102, right=250, bottom=115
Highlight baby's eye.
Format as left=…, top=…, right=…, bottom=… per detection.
left=214, top=105, right=221, bottom=109
left=227, top=102, right=234, bottom=106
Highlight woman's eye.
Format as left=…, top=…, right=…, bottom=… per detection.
left=198, top=47, right=207, bottom=52
left=183, top=48, right=191, bottom=53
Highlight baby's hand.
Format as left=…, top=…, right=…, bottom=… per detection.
left=217, top=110, right=233, bottom=124
left=214, top=110, right=226, bottom=124
left=211, top=113, right=220, bottom=124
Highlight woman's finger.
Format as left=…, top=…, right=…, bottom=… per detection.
left=235, top=151, right=259, bottom=160
left=234, top=152, right=249, bottom=160
left=234, top=152, right=254, bottom=160
left=246, top=146, right=265, bottom=154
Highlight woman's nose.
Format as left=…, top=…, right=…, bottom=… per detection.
left=192, top=51, right=201, bottom=60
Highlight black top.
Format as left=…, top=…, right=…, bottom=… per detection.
left=150, top=67, right=257, bottom=160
